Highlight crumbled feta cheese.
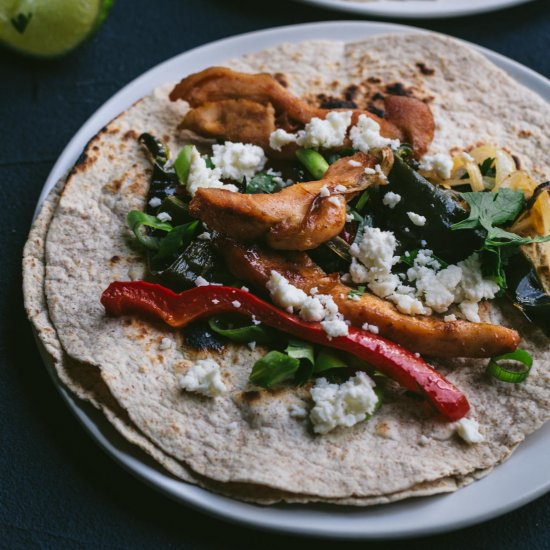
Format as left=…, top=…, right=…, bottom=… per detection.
left=348, top=293, right=360, bottom=301
left=374, top=164, right=388, bottom=183
left=232, top=300, right=241, bottom=308
left=319, top=185, right=330, bottom=197
left=296, top=111, right=352, bottom=149
left=321, top=318, right=349, bottom=338
left=444, top=314, right=457, bottom=322
left=266, top=271, right=308, bottom=311
left=309, top=372, right=379, bottom=434
left=194, top=276, right=210, bottom=287
left=348, top=159, right=361, bottom=167
left=382, top=191, right=401, bottom=209
left=364, top=167, right=376, bottom=175
left=211, top=141, right=266, bottom=181
left=241, top=286, right=249, bottom=292
left=148, top=197, right=162, bottom=208
left=299, top=296, right=327, bottom=322
left=186, top=146, right=238, bottom=196
left=457, top=253, right=500, bottom=302
left=459, top=301, right=480, bottom=323
left=420, top=239, right=427, bottom=247
left=178, top=359, right=226, bottom=397
left=197, top=231, right=211, bottom=240
left=418, top=435, right=431, bottom=446
left=346, top=213, right=354, bottom=223
left=349, top=114, right=400, bottom=152
left=455, top=418, right=484, bottom=444
left=361, top=323, right=379, bottom=334
left=419, top=153, right=454, bottom=180
left=158, top=337, right=172, bottom=351
left=327, top=196, right=342, bottom=206
left=335, top=184, right=347, bottom=192
left=251, top=315, right=261, bottom=325
left=247, top=341, right=256, bottom=351
left=269, top=128, right=297, bottom=151
left=288, top=404, right=308, bottom=419
left=407, top=211, right=427, bottom=226
left=211, top=299, right=220, bottom=304
left=310, top=287, right=319, bottom=295
left=157, top=212, right=172, bottom=222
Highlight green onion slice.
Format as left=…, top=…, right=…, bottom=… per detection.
left=487, top=348, right=533, bottom=383
left=250, top=351, right=300, bottom=388
left=295, top=149, right=329, bottom=180
left=174, top=145, right=195, bottom=184
left=127, top=210, right=173, bottom=250
left=355, top=190, right=370, bottom=212
left=208, top=316, right=275, bottom=344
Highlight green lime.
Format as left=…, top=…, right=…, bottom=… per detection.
left=0, top=0, right=114, bottom=57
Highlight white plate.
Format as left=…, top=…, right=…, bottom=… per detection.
left=295, top=0, right=535, bottom=19
left=35, top=21, right=550, bottom=539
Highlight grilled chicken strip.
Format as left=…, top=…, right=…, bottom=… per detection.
left=218, top=239, right=521, bottom=358
left=170, top=67, right=434, bottom=158
left=190, top=152, right=385, bottom=251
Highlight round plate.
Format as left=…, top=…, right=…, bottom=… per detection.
left=35, top=21, right=550, bottom=539
left=294, top=0, right=535, bottom=19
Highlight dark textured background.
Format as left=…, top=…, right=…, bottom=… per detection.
left=2, top=0, right=550, bottom=547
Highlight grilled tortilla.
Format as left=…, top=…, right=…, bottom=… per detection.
left=23, top=33, right=550, bottom=504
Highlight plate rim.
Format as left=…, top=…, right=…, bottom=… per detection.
left=34, top=20, right=550, bottom=539
left=293, top=0, right=536, bottom=19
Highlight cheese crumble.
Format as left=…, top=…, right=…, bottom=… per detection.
left=178, top=359, right=226, bottom=397
left=310, top=372, right=379, bottom=434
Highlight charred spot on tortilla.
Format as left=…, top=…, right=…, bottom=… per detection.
left=385, top=82, right=412, bottom=97
left=416, top=62, right=436, bottom=76
left=182, top=321, right=225, bottom=352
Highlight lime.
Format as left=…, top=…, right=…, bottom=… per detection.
left=0, top=0, right=114, bottom=57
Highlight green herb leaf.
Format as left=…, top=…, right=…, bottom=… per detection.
left=155, top=221, right=199, bottom=260
left=295, top=149, right=329, bottom=180
left=348, top=286, right=366, bottom=299
left=284, top=339, right=314, bottom=365
left=208, top=316, right=275, bottom=344
left=487, top=348, right=533, bottom=383
left=246, top=172, right=280, bottom=194
left=250, top=351, right=300, bottom=388
left=127, top=210, right=173, bottom=250
left=314, top=349, right=347, bottom=374
left=400, top=249, right=448, bottom=269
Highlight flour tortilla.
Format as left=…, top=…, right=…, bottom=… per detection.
left=29, top=33, right=550, bottom=502
left=24, top=178, right=492, bottom=505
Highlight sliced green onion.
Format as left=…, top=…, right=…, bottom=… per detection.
left=208, top=316, right=275, bottom=344
left=285, top=339, right=314, bottom=365
left=174, top=145, right=195, bottom=184
left=295, top=149, right=329, bottom=180
left=487, top=348, right=533, bottom=383
left=250, top=351, right=300, bottom=388
left=127, top=210, right=173, bottom=250
left=314, top=348, right=347, bottom=374
left=155, top=220, right=199, bottom=260
left=355, top=190, right=370, bottom=212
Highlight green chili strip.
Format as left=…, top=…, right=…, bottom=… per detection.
left=155, top=220, right=199, bottom=260
left=487, top=348, right=533, bottom=383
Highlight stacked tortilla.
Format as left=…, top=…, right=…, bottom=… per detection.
left=23, top=33, right=550, bottom=505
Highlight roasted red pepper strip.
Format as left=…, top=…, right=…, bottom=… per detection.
left=101, top=281, right=470, bottom=421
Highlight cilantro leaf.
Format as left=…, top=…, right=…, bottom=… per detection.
left=245, top=172, right=280, bottom=194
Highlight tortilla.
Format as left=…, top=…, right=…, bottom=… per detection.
left=25, top=177, right=492, bottom=506
left=25, top=33, right=550, bottom=503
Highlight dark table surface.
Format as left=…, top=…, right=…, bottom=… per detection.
left=2, top=0, right=550, bottom=547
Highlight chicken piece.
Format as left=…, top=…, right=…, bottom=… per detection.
left=218, top=239, right=521, bottom=358
left=170, top=67, right=434, bottom=158
left=190, top=152, right=382, bottom=251
left=182, top=99, right=276, bottom=151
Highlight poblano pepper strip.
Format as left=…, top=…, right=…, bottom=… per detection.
left=127, top=210, right=173, bottom=250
